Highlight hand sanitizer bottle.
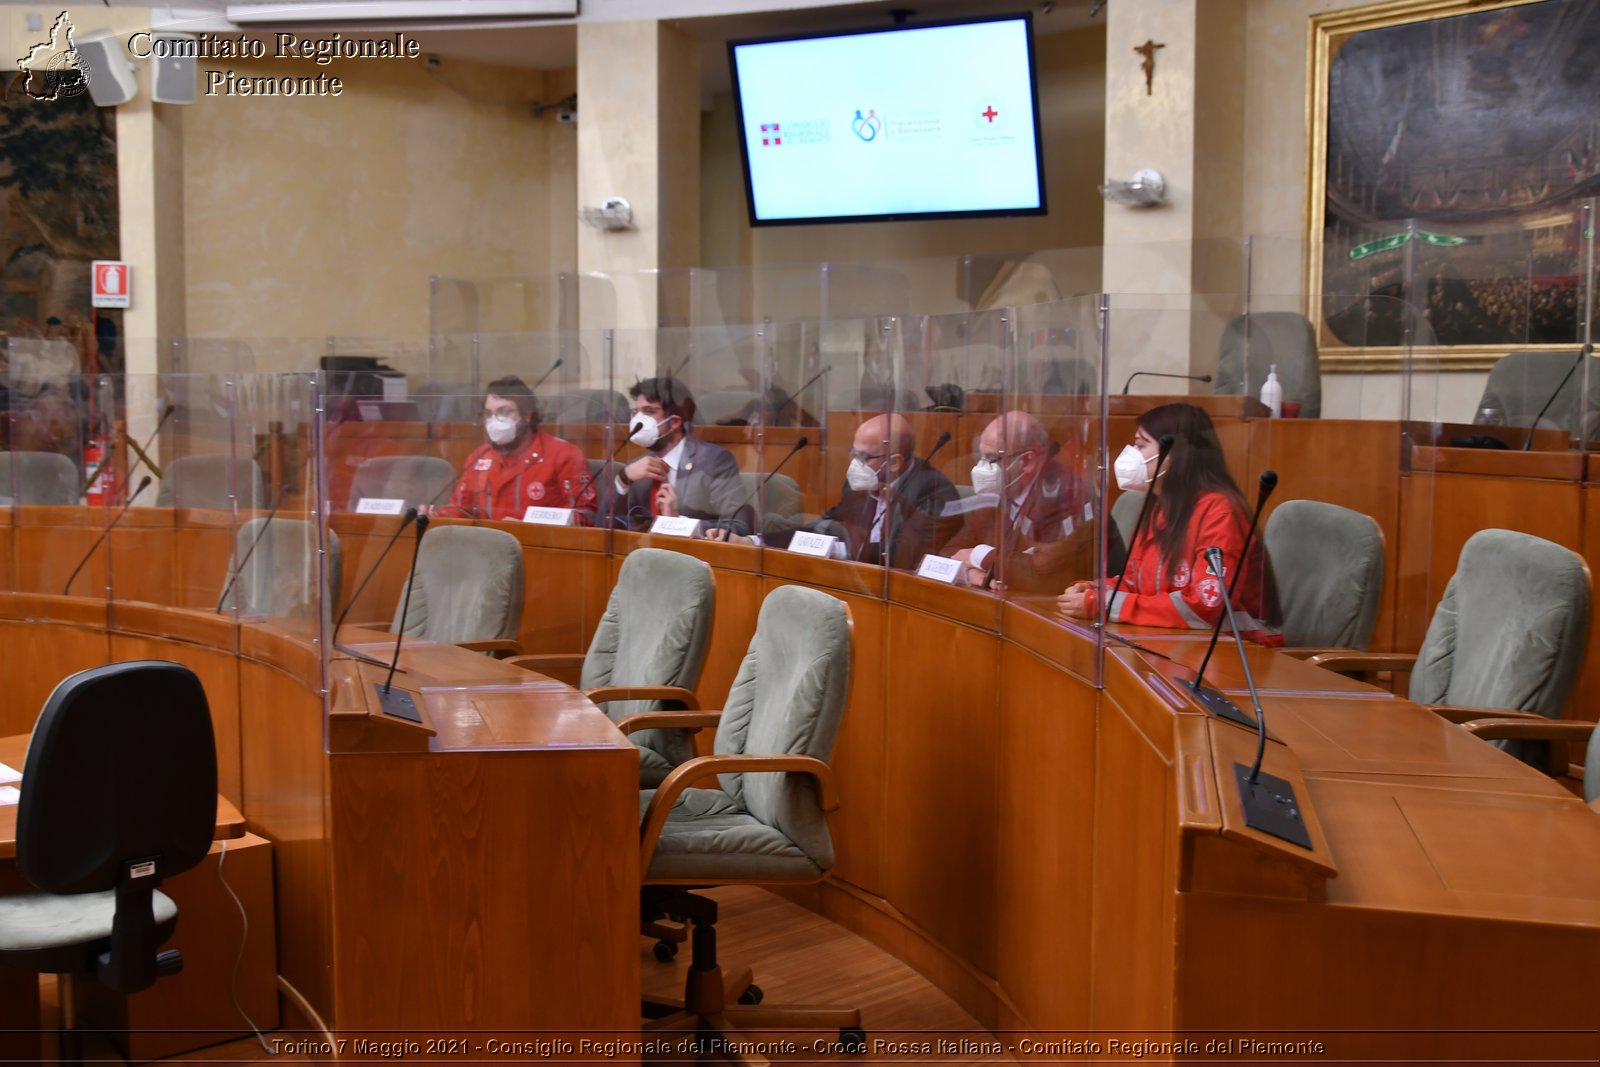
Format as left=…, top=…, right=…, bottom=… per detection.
left=1260, top=364, right=1283, bottom=418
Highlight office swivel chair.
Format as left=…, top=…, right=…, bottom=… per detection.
left=390, top=524, right=524, bottom=654
left=625, top=585, right=862, bottom=1053
left=509, top=548, right=715, bottom=787
left=1264, top=500, right=1384, bottom=650
left=220, top=518, right=342, bottom=619
left=1311, top=529, right=1589, bottom=765
left=1213, top=311, right=1321, bottom=417
left=155, top=454, right=267, bottom=509
left=0, top=451, right=80, bottom=505
left=0, top=662, right=217, bottom=1064
left=345, top=455, right=455, bottom=511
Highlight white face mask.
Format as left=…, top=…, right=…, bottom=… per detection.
left=628, top=413, right=676, bottom=451
left=485, top=413, right=521, bottom=447
left=970, top=458, right=1003, bottom=497
left=846, top=457, right=883, bottom=492
left=1113, top=444, right=1156, bottom=491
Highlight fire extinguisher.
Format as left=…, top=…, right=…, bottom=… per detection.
left=83, top=434, right=118, bottom=507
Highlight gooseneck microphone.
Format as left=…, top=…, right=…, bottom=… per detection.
left=1190, top=469, right=1278, bottom=710
left=375, top=515, right=429, bottom=723
left=215, top=492, right=286, bottom=614
left=1121, top=371, right=1212, bottom=395
left=570, top=419, right=646, bottom=523
left=1100, top=435, right=1173, bottom=623
left=331, top=506, right=419, bottom=651
left=774, top=365, right=832, bottom=420
left=531, top=358, right=564, bottom=391
left=1522, top=343, right=1592, bottom=451
left=63, top=474, right=152, bottom=595
left=882, top=431, right=953, bottom=567
left=712, top=436, right=809, bottom=535
left=1205, top=544, right=1310, bottom=849
left=83, top=403, right=177, bottom=492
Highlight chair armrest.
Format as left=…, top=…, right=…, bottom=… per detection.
left=456, top=639, right=523, bottom=657
left=640, top=754, right=839, bottom=870
left=1460, top=718, right=1597, bottom=743
left=1423, top=705, right=1550, bottom=725
left=1305, top=651, right=1418, bottom=674
left=504, top=653, right=586, bottom=674
left=587, top=685, right=701, bottom=710
left=615, top=711, right=723, bottom=736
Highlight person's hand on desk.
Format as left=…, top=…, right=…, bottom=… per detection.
left=953, top=547, right=1004, bottom=592
left=704, top=527, right=755, bottom=546
left=1057, top=580, right=1096, bottom=619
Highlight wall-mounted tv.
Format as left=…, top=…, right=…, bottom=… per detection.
left=728, top=12, right=1047, bottom=227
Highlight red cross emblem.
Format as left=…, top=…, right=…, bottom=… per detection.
left=982, top=106, right=998, bottom=123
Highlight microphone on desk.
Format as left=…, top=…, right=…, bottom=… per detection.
left=1188, top=470, right=1278, bottom=728
left=531, top=357, right=564, bottom=391
left=882, top=431, right=953, bottom=567
left=331, top=507, right=418, bottom=652
left=82, top=403, right=176, bottom=492
left=374, top=515, right=428, bottom=723
left=711, top=436, right=809, bottom=536
left=1522, top=343, right=1592, bottom=452
left=574, top=420, right=646, bottom=525
left=1121, top=371, right=1212, bottom=396
left=214, top=491, right=286, bottom=614
left=1205, top=545, right=1310, bottom=849
left=774, top=365, right=831, bottom=420
left=1100, top=435, right=1173, bottom=618
left=63, top=475, right=152, bottom=596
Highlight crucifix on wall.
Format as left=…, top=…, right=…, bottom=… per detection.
left=1134, top=39, right=1164, bottom=96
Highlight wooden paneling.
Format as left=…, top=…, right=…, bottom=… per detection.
left=482, top=520, right=611, bottom=656
left=883, top=605, right=1000, bottom=976
left=0, top=618, right=110, bottom=734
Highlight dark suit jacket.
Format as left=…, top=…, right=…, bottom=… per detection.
left=606, top=436, right=753, bottom=534
left=769, top=458, right=957, bottom=569
left=941, top=460, right=1098, bottom=594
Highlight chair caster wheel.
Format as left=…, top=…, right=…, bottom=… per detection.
left=840, top=1027, right=867, bottom=1054
left=652, top=940, right=677, bottom=962
left=738, top=983, right=763, bottom=1005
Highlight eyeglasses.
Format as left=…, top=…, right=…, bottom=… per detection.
left=484, top=406, right=520, bottom=420
left=848, top=448, right=888, bottom=464
left=976, top=449, right=1032, bottom=465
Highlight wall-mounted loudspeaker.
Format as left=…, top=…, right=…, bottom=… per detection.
left=150, top=33, right=197, bottom=104
left=73, top=29, right=138, bottom=107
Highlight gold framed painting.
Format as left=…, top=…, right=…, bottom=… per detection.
left=1306, top=0, right=1599, bottom=371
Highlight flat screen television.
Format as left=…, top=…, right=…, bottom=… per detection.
left=728, top=12, right=1046, bottom=226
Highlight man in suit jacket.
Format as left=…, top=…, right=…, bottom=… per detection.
left=609, top=376, right=751, bottom=533
left=944, top=410, right=1097, bottom=595
left=708, top=413, right=957, bottom=568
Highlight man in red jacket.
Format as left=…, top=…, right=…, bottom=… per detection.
left=434, top=375, right=596, bottom=522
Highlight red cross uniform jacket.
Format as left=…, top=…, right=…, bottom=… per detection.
left=1108, top=490, right=1282, bottom=646
left=435, top=429, right=596, bottom=522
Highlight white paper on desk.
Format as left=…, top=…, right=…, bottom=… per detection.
left=0, top=762, right=20, bottom=786
left=355, top=497, right=406, bottom=515
left=0, top=786, right=19, bottom=806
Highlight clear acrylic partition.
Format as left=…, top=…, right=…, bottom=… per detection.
left=428, top=272, right=615, bottom=391
left=1004, top=296, right=1107, bottom=684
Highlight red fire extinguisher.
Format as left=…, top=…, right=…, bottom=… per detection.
left=83, top=434, right=118, bottom=507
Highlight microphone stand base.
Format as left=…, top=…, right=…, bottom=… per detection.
left=1232, top=762, right=1311, bottom=849
left=1187, top=680, right=1258, bottom=730
left=375, top=682, right=422, bottom=723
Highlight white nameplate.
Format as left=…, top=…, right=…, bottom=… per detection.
left=355, top=497, right=407, bottom=515
left=358, top=401, right=383, bottom=422
left=650, top=515, right=702, bottom=538
left=523, top=506, right=576, bottom=526
left=789, top=531, right=844, bottom=559
left=916, top=554, right=963, bottom=583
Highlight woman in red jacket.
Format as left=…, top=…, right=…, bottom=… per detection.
left=1057, top=403, right=1281, bottom=645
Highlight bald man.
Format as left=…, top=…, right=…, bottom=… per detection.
left=945, top=410, right=1096, bottom=593
left=708, top=413, right=957, bottom=568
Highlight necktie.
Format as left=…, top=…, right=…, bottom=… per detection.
left=647, top=479, right=665, bottom=517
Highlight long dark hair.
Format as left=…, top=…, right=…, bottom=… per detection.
left=1137, top=403, right=1248, bottom=572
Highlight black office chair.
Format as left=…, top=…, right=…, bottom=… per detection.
left=0, top=661, right=218, bottom=1064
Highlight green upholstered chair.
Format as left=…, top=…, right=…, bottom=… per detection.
left=1264, top=500, right=1384, bottom=650
left=737, top=470, right=803, bottom=538
left=219, top=518, right=341, bottom=619
left=155, top=453, right=267, bottom=510
left=1107, top=490, right=1145, bottom=577
left=1463, top=716, right=1600, bottom=811
left=390, top=524, right=524, bottom=655
left=1474, top=350, right=1600, bottom=433
left=0, top=662, right=217, bottom=1063
left=0, top=451, right=79, bottom=505
left=512, top=547, right=715, bottom=787
left=1312, top=529, right=1590, bottom=764
left=346, top=455, right=455, bottom=512
left=1213, top=311, right=1321, bottom=417
left=626, top=584, right=862, bottom=1047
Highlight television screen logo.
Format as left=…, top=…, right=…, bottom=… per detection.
left=851, top=108, right=881, bottom=142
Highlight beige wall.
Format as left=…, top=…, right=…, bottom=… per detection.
left=698, top=23, right=1108, bottom=316
left=183, top=55, right=574, bottom=369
